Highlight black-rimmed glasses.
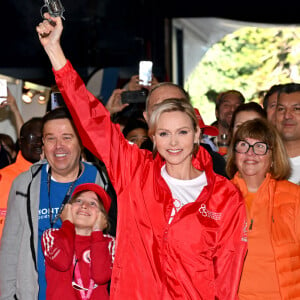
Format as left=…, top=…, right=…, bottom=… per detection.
left=234, top=140, right=270, bottom=156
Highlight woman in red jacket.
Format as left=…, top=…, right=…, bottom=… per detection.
left=37, top=14, right=247, bottom=299
left=226, top=118, right=300, bottom=299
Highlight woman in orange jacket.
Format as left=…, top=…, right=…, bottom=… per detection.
left=226, top=118, right=300, bottom=299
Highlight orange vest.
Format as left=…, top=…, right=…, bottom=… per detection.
left=232, top=173, right=300, bottom=299
left=0, top=152, right=32, bottom=240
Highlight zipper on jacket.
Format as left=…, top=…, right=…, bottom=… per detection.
left=249, top=219, right=253, bottom=230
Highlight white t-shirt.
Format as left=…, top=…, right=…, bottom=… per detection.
left=161, top=165, right=208, bottom=223
left=289, top=156, right=300, bottom=185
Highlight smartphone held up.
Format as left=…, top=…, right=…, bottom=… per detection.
left=50, top=92, right=65, bottom=110
left=139, top=61, right=153, bottom=86
left=121, top=90, right=147, bottom=104
left=0, top=79, right=8, bottom=105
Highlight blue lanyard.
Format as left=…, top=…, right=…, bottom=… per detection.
left=47, top=164, right=82, bottom=228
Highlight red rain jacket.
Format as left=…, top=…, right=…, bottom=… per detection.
left=54, top=60, right=247, bottom=300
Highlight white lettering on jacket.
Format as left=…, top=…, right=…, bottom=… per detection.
left=198, top=204, right=222, bottom=220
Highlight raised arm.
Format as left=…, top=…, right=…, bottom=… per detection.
left=5, top=89, right=24, bottom=138
left=36, top=15, right=147, bottom=194
left=36, top=13, right=67, bottom=71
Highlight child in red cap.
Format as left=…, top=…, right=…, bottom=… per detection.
left=41, top=183, right=115, bottom=300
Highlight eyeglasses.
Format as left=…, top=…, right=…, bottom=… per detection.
left=234, top=140, right=270, bottom=156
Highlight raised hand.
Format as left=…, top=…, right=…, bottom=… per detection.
left=105, top=88, right=128, bottom=115
left=93, top=211, right=108, bottom=232
left=36, top=12, right=67, bottom=71
left=60, top=203, right=73, bottom=223
left=36, top=13, right=62, bottom=46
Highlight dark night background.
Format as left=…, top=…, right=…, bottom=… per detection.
left=1, top=0, right=300, bottom=87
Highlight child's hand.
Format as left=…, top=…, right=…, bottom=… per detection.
left=93, top=211, right=108, bottom=231
left=60, top=203, right=73, bottom=223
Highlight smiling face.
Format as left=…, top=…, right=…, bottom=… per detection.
left=235, top=137, right=272, bottom=183
left=71, top=191, right=100, bottom=230
left=152, top=110, right=200, bottom=170
left=275, top=91, right=300, bottom=142
left=217, top=95, right=242, bottom=129
left=20, top=119, right=43, bottom=163
left=43, top=118, right=82, bottom=181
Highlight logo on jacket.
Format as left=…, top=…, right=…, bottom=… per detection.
left=82, top=250, right=91, bottom=264
left=199, top=204, right=222, bottom=220
left=0, top=208, right=6, bottom=217
left=241, top=220, right=248, bottom=242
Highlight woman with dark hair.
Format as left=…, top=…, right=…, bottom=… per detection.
left=122, top=118, right=148, bottom=148
left=229, top=101, right=267, bottom=137
left=226, top=118, right=300, bottom=299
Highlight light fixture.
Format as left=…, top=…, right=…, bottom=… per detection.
left=22, top=90, right=35, bottom=103
left=22, top=81, right=51, bottom=105
left=38, top=92, right=46, bottom=104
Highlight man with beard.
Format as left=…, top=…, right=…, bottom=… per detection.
left=211, top=90, right=245, bottom=155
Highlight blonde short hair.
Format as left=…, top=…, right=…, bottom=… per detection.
left=148, top=98, right=199, bottom=158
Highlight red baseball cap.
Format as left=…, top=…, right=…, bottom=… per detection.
left=194, top=108, right=219, bottom=137
left=71, top=183, right=111, bottom=213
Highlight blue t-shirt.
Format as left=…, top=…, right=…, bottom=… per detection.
left=38, top=162, right=99, bottom=300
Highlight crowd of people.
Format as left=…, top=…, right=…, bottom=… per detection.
left=0, top=12, right=299, bottom=300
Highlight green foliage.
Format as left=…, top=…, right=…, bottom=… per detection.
left=185, top=26, right=300, bottom=125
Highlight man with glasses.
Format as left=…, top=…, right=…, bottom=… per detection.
left=0, top=107, right=112, bottom=300
left=0, top=117, right=43, bottom=240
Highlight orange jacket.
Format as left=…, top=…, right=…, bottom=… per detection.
left=232, top=173, right=300, bottom=299
left=0, top=152, right=32, bottom=240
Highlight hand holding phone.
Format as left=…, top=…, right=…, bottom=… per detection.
left=50, top=92, right=65, bottom=110
left=121, top=90, right=147, bottom=104
left=139, top=61, right=153, bottom=86
left=0, top=79, right=8, bottom=105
